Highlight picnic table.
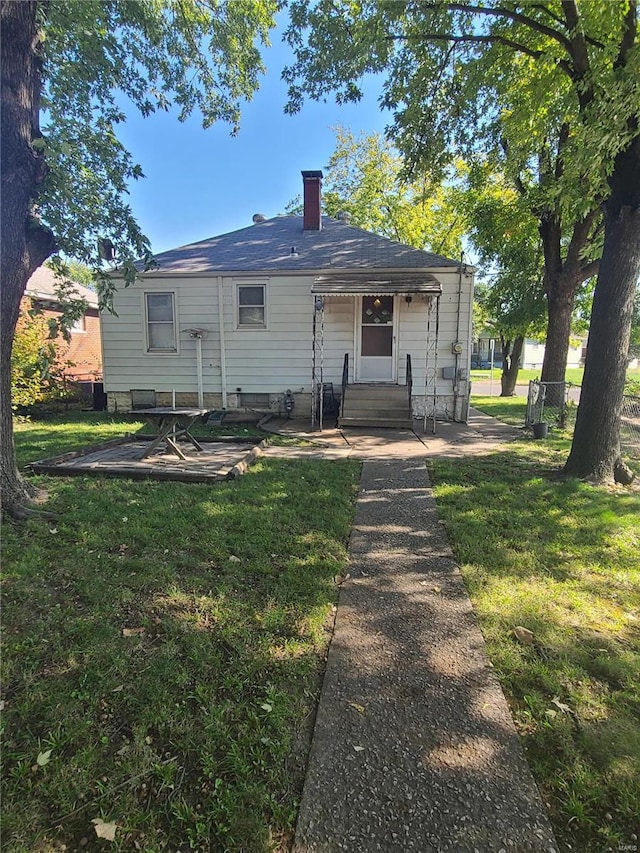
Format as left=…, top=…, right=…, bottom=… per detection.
left=131, top=407, right=210, bottom=460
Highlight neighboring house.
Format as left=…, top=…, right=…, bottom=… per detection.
left=25, top=266, right=102, bottom=380
left=101, top=171, right=475, bottom=426
left=473, top=333, right=585, bottom=371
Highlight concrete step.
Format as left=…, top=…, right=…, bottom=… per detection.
left=345, top=385, right=408, bottom=403
left=342, top=407, right=412, bottom=420
left=339, top=417, right=414, bottom=429
left=342, top=397, right=410, bottom=412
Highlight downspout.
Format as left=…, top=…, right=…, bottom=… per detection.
left=453, top=253, right=464, bottom=421
left=465, top=269, right=475, bottom=423
left=217, top=275, right=228, bottom=409
left=195, top=333, right=204, bottom=407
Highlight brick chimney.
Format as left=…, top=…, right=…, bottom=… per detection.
left=302, top=170, right=323, bottom=231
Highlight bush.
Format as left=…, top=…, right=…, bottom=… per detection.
left=11, top=300, right=71, bottom=410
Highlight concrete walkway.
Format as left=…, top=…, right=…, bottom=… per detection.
left=266, top=414, right=558, bottom=852
left=263, top=407, right=523, bottom=461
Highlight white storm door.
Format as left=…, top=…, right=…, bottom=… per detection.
left=356, top=295, right=396, bottom=381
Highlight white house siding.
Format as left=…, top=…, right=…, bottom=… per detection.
left=521, top=339, right=584, bottom=369
left=101, top=276, right=223, bottom=410
left=317, top=268, right=473, bottom=422
left=102, top=268, right=473, bottom=421
left=221, top=274, right=313, bottom=395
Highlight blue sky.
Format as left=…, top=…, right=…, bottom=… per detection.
left=117, top=30, right=389, bottom=255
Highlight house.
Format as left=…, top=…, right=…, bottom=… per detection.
left=25, top=266, right=102, bottom=381
left=473, top=333, right=586, bottom=370
left=100, top=171, right=474, bottom=428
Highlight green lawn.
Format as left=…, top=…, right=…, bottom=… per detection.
left=2, top=414, right=360, bottom=852
left=429, top=431, right=640, bottom=852
left=5, top=411, right=640, bottom=853
left=471, top=365, right=640, bottom=387
left=11, top=411, right=290, bottom=471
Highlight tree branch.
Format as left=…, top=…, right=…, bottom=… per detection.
left=560, top=0, right=594, bottom=106
left=554, top=122, right=571, bottom=181
left=615, top=0, right=637, bottom=70
left=421, top=3, right=573, bottom=51
left=386, top=32, right=574, bottom=78
left=530, top=3, right=605, bottom=47
left=580, top=259, right=599, bottom=281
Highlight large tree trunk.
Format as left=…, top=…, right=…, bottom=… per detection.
left=538, top=210, right=591, bottom=406
left=541, top=284, right=575, bottom=385
left=1, top=1, right=57, bottom=519
left=500, top=335, right=524, bottom=396
left=564, top=134, right=640, bottom=482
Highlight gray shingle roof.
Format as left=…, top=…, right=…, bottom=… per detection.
left=27, top=266, right=99, bottom=307
left=147, top=216, right=461, bottom=274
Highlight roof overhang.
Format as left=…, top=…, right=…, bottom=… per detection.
left=311, top=273, right=442, bottom=296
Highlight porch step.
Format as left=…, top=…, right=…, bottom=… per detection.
left=339, top=383, right=412, bottom=429
left=339, top=416, right=414, bottom=429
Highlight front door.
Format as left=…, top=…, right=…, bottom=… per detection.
left=356, top=295, right=396, bottom=381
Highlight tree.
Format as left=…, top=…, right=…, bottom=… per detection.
left=1, top=0, right=277, bottom=518
left=288, top=126, right=466, bottom=257
left=284, top=0, right=639, bottom=482
left=464, top=165, right=546, bottom=395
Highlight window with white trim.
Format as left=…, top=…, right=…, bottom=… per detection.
left=71, top=315, right=86, bottom=333
left=237, top=284, right=266, bottom=328
left=145, top=292, right=176, bottom=352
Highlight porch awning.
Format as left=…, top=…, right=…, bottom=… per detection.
left=311, top=273, right=442, bottom=296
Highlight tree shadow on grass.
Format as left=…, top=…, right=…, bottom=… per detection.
left=427, top=449, right=640, bottom=851
left=1, top=459, right=360, bottom=852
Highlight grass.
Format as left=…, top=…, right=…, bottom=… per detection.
left=471, top=394, right=529, bottom=427
left=428, top=431, right=640, bottom=852
left=12, top=411, right=301, bottom=470
left=471, top=366, right=587, bottom=384
left=2, top=413, right=361, bottom=852
left=471, top=365, right=640, bottom=386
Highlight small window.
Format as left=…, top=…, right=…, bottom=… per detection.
left=71, top=315, right=86, bottom=333
left=238, top=284, right=266, bottom=328
left=146, top=292, right=176, bottom=352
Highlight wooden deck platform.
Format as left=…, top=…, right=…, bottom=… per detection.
left=28, top=436, right=266, bottom=484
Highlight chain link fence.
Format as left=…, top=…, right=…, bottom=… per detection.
left=526, top=381, right=574, bottom=428
left=526, top=381, right=640, bottom=462
left=621, top=395, right=640, bottom=461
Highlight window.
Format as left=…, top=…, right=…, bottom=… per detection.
left=146, top=292, right=176, bottom=352
left=71, top=315, right=86, bottom=333
left=237, top=284, right=266, bottom=328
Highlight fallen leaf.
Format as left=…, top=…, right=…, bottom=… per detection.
left=353, top=745, right=365, bottom=752
left=36, top=749, right=53, bottom=767
left=145, top=735, right=153, bottom=744
left=49, top=528, right=58, bottom=535
left=335, top=573, right=351, bottom=586
left=228, top=555, right=241, bottom=563
left=551, top=697, right=571, bottom=714
left=92, top=818, right=117, bottom=841
left=513, top=626, right=535, bottom=645
left=545, top=709, right=558, bottom=719
left=348, top=702, right=365, bottom=714
left=261, top=702, right=273, bottom=712
left=122, top=627, right=145, bottom=637
left=112, top=685, right=124, bottom=693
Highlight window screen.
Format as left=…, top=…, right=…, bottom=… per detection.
left=146, top=292, right=176, bottom=351
left=238, top=285, right=266, bottom=327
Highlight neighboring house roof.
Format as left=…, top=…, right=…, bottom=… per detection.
left=145, top=216, right=462, bottom=275
left=26, top=266, right=99, bottom=309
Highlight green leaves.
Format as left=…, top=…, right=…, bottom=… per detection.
left=35, top=0, right=278, bottom=293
